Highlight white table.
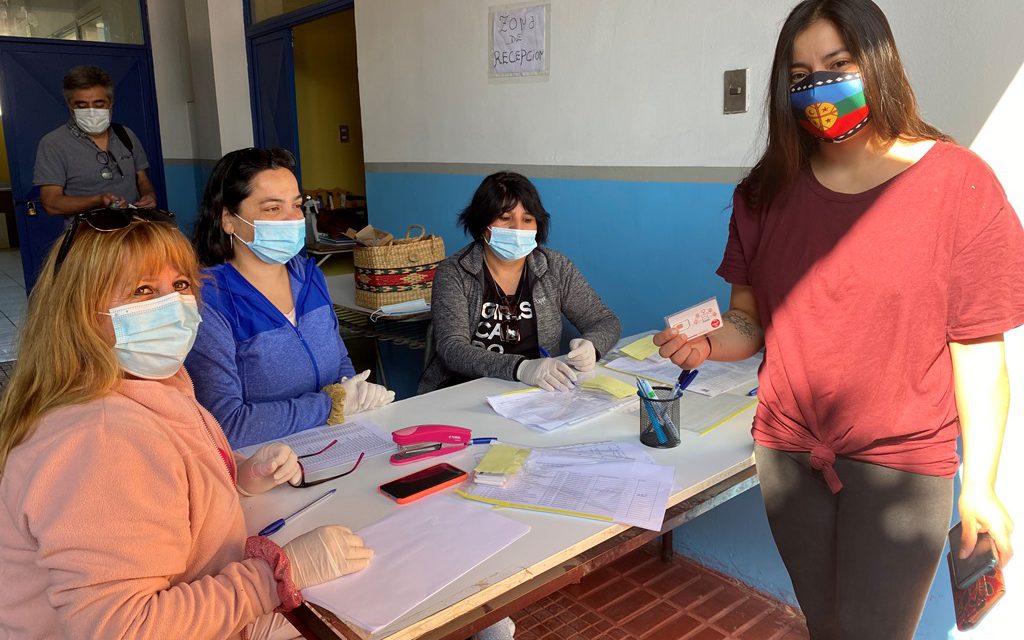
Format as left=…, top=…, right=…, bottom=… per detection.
left=241, top=357, right=758, bottom=640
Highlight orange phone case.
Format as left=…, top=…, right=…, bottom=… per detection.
left=379, top=465, right=467, bottom=504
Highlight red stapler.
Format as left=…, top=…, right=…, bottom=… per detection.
left=390, top=425, right=477, bottom=465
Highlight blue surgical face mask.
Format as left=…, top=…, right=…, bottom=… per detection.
left=102, top=292, right=202, bottom=380
left=232, top=213, right=306, bottom=264
left=487, top=226, right=537, bottom=261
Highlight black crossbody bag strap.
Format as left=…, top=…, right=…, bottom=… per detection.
left=111, top=123, right=134, bottom=155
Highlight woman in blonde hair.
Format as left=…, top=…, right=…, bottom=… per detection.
left=0, top=208, right=372, bottom=639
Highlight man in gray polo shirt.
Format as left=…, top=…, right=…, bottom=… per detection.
left=33, top=65, right=156, bottom=217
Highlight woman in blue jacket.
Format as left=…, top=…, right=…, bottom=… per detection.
left=187, top=148, right=393, bottom=448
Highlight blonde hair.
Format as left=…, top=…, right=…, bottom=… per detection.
left=0, top=219, right=202, bottom=474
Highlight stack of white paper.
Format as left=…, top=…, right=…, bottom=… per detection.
left=459, top=442, right=675, bottom=531
left=303, top=498, right=531, bottom=633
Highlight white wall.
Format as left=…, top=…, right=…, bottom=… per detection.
left=356, top=0, right=1024, bottom=170
left=148, top=0, right=195, bottom=160
left=149, top=0, right=254, bottom=162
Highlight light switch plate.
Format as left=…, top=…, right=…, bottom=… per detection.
left=724, top=68, right=749, bottom=114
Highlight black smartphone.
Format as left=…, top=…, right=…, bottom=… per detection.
left=378, top=462, right=467, bottom=504
left=948, top=521, right=998, bottom=589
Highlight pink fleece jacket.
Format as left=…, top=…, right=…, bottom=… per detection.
left=0, top=369, right=280, bottom=639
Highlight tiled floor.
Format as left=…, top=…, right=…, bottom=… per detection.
left=0, top=249, right=27, bottom=362
left=510, top=543, right=808, bottom=640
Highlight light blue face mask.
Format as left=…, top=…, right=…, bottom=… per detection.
left=102, top=292, right=202, bottom=380
left=232, top=214, right=306, bottom=264
left=487, top=226, right=538, bottom=261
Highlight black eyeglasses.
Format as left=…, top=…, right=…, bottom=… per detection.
left=53, top=207, right=176, bottom=278
left=291, top=444, right=365, bottom=488
left=96, top=150, right=124, bottom=180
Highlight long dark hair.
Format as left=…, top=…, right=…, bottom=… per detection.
left=738, top=0, right=951, bottom=212
left=193, top=147, right=296, bottom=266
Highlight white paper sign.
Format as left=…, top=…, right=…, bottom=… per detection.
left=490, top=3, right=548, bottom=76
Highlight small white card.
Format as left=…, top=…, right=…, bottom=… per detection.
left=664, top=297, right=722, bottom=339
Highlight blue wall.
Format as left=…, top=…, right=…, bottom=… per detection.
left=163, top=160, right=215, bottom=236
left=366, top=169, right=959, bottom=639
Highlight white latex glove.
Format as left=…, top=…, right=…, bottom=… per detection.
left=237, top=443, right=301, bottom=495
left=517, top=357, right=578, bottom=392
left=283, top=525, right=374, bottom=591
left=566, top=338, right=597, bottom=372
left=340, top=370, right=396, bottom=414
left=339, top=370, right=372, bottom=414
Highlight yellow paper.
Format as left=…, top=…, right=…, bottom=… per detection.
left=475, top=444, right=531, bottom=475
left=620, top=335, right=659, bottom=360
left=581, top=375, right=636, bottom=399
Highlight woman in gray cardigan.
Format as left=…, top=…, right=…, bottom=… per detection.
left=419, top=171, right=621, bottom=394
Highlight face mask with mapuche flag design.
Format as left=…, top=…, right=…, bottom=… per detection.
left=790, top=71, right=870, bottom=143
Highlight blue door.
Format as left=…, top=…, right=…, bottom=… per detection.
left=0, top=39, right=165, bottom=290
left=249, top=29, right=301, bottom=175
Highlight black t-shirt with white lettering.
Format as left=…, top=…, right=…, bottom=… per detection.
left=474, top=266, right=539, bottom=358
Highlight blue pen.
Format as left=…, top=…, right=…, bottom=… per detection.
left=538, top=346, right=551, bottom=358
left=673, top=369, right=700, bottom=398
left=258, top=488, right=336, bottom=537
left=747, top=386, right=759, bottom=396
left=637, top=379, right=669, bottom=445
left=470, top=437, right=498, bottom=445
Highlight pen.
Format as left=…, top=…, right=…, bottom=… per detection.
left=258, top=488, right=336, bottom=536
left=637, top=379, right=669, bottom=445
left=672, top=369, right=699, bottom=398
left=747, top=386, right=759, bottom=396
left=470, top=437, right=498, bottom=445
left=538, top=346, right=551, bottom=358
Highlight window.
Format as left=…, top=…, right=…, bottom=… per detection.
left=0, top=0, right=143, bottom=44
left=250, top=0, right=325, bottom=24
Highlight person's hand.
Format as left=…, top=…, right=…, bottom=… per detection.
left=237, top=443, right=301, bottom=495
left=283, top=525, right=373, bottom=590
left=134, top=194, right=157, bottom=208
left=360, top=381, right=395, bottom=412
left=566, top=338, right=597, bottom=372
left=99, top=193, right=125, bottom=208
left=654, top=327, right=712, bottom=369
left=958, top=486, right=1014, bottom=568
left=518, top=358, right=577, bottom=392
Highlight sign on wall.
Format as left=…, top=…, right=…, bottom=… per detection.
left=489, top=3, right=549, bottom=78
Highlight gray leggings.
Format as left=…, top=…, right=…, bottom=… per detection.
left=754, top=444, right=953, bottom=640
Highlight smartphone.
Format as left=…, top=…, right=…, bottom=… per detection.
left=379, top=463, right=467, bottom=504
left=948, top=521, right=998, bottom=589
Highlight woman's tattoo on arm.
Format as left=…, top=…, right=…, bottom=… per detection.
left=724, top=310, right=760, bottom=339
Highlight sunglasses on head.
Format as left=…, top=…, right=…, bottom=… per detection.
left=53, top=207, right=176, bottom=278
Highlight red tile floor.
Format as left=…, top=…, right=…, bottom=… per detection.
left=510, top=543, right=808, bottom=640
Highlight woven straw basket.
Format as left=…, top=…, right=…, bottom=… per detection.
left=353, top=225, right=445, bottom=309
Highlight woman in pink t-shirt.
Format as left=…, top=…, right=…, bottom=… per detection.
left=655, top=1, right=1023, bottom=637
left=0, top=209, right=372, bottom=639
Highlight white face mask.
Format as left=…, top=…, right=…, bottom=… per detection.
left=101, top=292, right=202, bottom=380
left=73, top=108, right=111, bottom=135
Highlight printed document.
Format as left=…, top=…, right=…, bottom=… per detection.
left=603, top=354, right=682, bottom=386
left=303, top=498, right=530, bottom=633
left=686, top=355, right=762, bottom=397
left=236, top=418, right=396, bottom=481
left=459, top=458, right=674, bottom=531
left=486, top=387, right=635, bottom=431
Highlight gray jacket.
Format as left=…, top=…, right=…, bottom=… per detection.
left=418, top=241, right=621, bottom=393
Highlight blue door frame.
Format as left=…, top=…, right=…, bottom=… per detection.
left=243, top=0, right=354, bottom=181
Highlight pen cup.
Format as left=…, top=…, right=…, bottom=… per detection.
left=638, top=386, right=681, bottom=449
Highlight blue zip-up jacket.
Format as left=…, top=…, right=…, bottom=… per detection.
left=185, top=256, right=356, bottom=448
